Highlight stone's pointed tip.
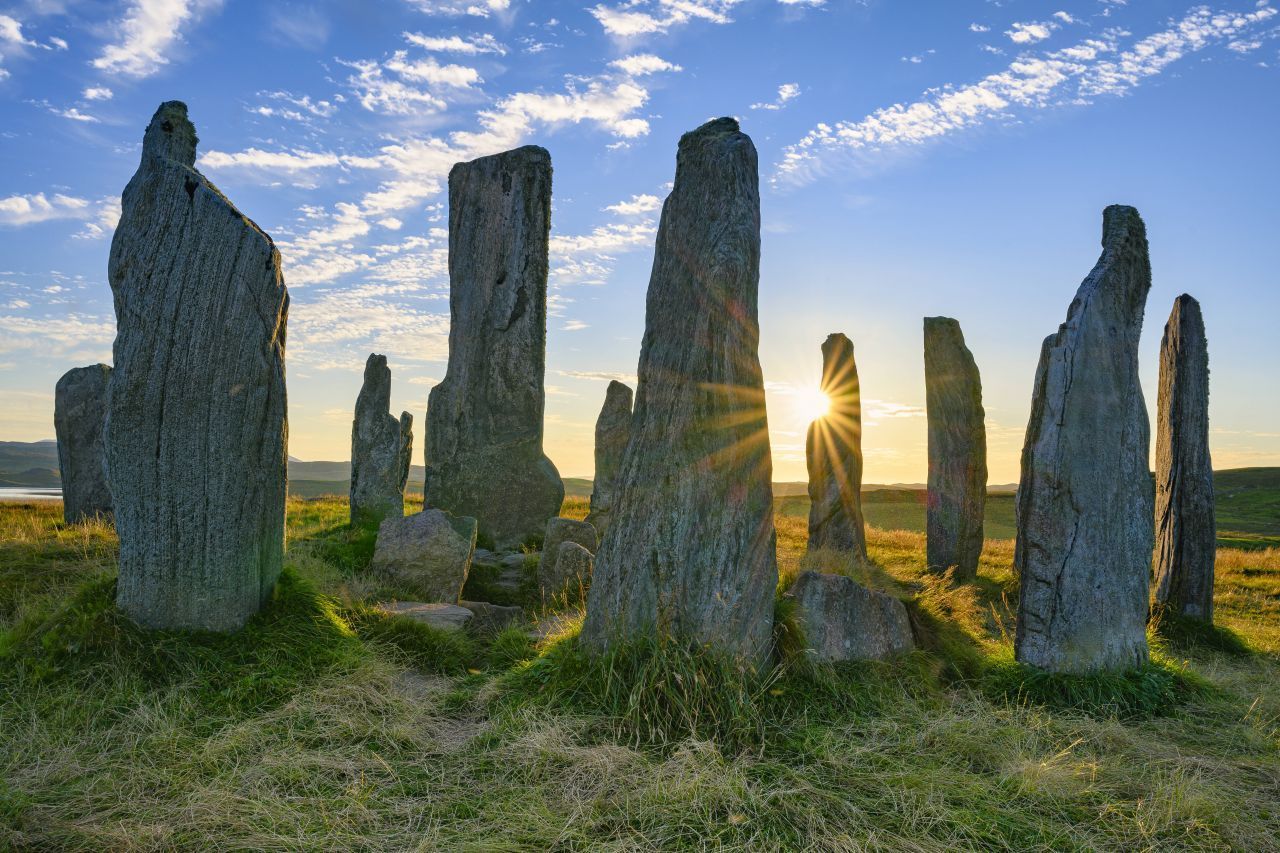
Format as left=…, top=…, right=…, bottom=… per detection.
left=679, top=116, right=748, bottom=150
left=143, top=100, right=197, bottom=166
left=1100, top=204, right=1145, bottom=245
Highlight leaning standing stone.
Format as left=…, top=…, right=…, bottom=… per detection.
left=581, top=118, right=778, bottom=665
left=584, top=380, right=633, bottom=537
left=923, top=317, right=987, bottom=581
left=108, top=102, right=289, bottom=632
left=54, top=363, right=113, bottom=524
left=1015, top=205, right=1153, bottom=673
left=1152, top=295, right=1216, bottom=622
left=350, top=353, right=413, bottom=527
left=424, top=146, right=563, bottom=549
left=807, top=333, right=868, bottom=560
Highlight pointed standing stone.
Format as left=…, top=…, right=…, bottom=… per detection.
left=1152, top=295, right=1215, bottom=621
left=350, top=353, right=413, bottom=527
left=584, top=380, right=633, bottom=536
left=424, top=146, right=563, bottom=549
left=54, top=363, right=113, bottom=524
left=924, top=317, right=987, bottom=582
left=108, top=102, right=289, bottom=632
left=581, top=118, right=778, bottom=665
left=1015, top=205, right=1153, bottom=673
left=807, top=333, right=868, bottom=561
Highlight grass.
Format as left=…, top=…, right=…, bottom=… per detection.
left=2, top=495, right=1279, bottom=849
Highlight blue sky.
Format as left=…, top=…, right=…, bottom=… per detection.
left=1, top=0, right=1277, bottom=482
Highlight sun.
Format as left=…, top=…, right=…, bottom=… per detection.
left=794, top=385, right=831, bottom=423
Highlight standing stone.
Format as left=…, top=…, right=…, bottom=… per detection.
left=807, top=333, right=868, bottom=561
left=1152, top=295, right=1215, bottom=622
left=584, top=380, right=633, bottom=536
left=424, top=146, right=563, bottom=549
left=350, top=353, right=413, bottom=527
left=581, top=118, right=778, bottom=665
left=787, top=571, right=914, bottom=662
left=539, top=517, right=597, bottom=598
left=923, top=317, right=987, bottom=582
left=371, top=509, right=478, bottom=602
left=1015, top=205, right=1153, bottom=673
left=54, top=364, right=113, bottom=524
left=108, top=102, right=289, bottom=632
left=544, top=541, right=594, bottom=601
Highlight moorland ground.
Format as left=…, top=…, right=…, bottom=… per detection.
left=1, top=495, right=1278, bottom=850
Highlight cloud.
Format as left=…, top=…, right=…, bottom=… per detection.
left=82, top=86, right=114, bottom=101
left=404, top=31, right=506, bottom=54
left=604, top=193, right=662, bottom=215
left=609, top=53, right=682, bottom=75
left=559, top=370, right=638, bottom=383
left=405, top=0, right=510, bottom=17
left=751, top=82, right=801, bottom=110
left=0, top=193, right=90, bottom=226
left=562, top=320, right=589, bottom=331
left=73, top=197, right=123, bottom=240
left=267, top=4, right=329, bottom=48
left=93, top=0, right=223, bottom=78
left=0, top=14, right=36, bottom=47
left=776, top=4, right=1279, bottom=186
left=200, top=147, right=385, bottom=173
left=1006, top=21, right=1056, bottom=44
left=969, top=23, right=991, bottom=33
left=550, top=220, right=656, bottom=255
left=590, top=0, right=745, bottom=37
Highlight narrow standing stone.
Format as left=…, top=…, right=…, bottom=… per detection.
left=584, top=380, right=633, bottom=536
left=1152, top=295, right=1216, bottom=621
left=924, top=317, right=987, bottom=581
left=424, top=146, right=563, bottom=549
left=807, top=333, right=867, bottom=561
left=581, top=118, right=778, bottom=665
left=54, top=363, right=113, bottom=524
left=350, top=353, right=413, bottom=527
left=1015, top=205, right=1153, bottom=673
left=108, top=102, right=289, bottom=632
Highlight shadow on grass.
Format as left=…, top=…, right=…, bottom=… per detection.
left=1149, top=606, right=1253, bottom=657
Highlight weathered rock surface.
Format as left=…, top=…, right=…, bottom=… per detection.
left=923, top=317, right=987, bottom=581
left=350, top=353, right=414, bottom=527
left=380, top=601, right=473, bottom=632
left=424, top=146, right=563, bottom=549
left=372, top=509, right=477, bottom=602
left=54, top=363, right=113, bottom=524
left=459, top=600, right=525, bottom=632
left=540, top=517, right=597, bottom=583
left=787, top=571, right=914, bottom=662
left=585, top=380, right=633, bottom=536
left=108, top=101, right=289, bottom=632
left=1152, top=295, right=1216, bottom=622
left=807, top=333, right=868, bottom=560
left=542, top=540, right=594, bottom=601
left=581, top=118, right=778, bottom=665
left=1014, top=205, right=1154, bottom=674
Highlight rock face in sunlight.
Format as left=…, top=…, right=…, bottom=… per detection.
left=584, top=380, right=633, bottom=537
left=350, top=353, right=413, bottom=528
left=107, top=102, right=289, bottom=633
left=787, top=571, right=914, bottom=662
left=372, top=508, right=478, bottom=603
left=1015, top=205, right=1153, bottom=673
left=539, top=517, right=597, bottom=600
left=424, top=146, right=563, bottom=549
left=545, top=540, right=594, bottom=602
left=923, top=317, right=987, bottom=582
left=806, top=333, right=868, bottom=561
left=54, top=363, right=113, bottom=524
left=1153, top=295, right=1216, bottom=622
left=580, top=117, right=778, bottom=665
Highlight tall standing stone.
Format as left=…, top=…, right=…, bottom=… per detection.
left=581, top=118, right=778, bottom=665
left=350, top=353, right=413, bottom=527
left=1152, top=295, right=1215, bottom=621
left=584, top=380, right=633, bottom=536
left=1015, top=205, right=1153, bottom=673
left=424, top=146, right=563, bottom=549
left=807, top=333, right=868, bottom=561
left=108, top=102, right=289, bottom=632
left=54, top=363, right=113, bottom=524
left=923, top=317, right=987, bottom=581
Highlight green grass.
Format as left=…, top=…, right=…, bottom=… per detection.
left=2, top=496, right=1279, bottom=849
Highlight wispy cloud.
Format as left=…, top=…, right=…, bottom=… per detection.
left=590, top=0, right=745, bottom=37
left=93, top=0, right=223, bottom=78
left=0, top=193, right=90, bottom=226
left=404, top=31, right=506, bottom=54
left=604, top=193, right=662, bottom=215
left=751, top=82, right=801, bottom=111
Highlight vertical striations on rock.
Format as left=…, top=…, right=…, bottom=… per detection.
left=1152, top=295, right=1215, bottom=621
left=54, top=363, right=113, bottom=524
left=584, top=380, right=633, bottom=536
left=806, top=333, right=868, bottom=560
left=924, top=317, right=987, bottom=581
left=108, top=101, right=289, bottom=632
left=1014, top=205, right=1153, bottom=673
left=423, top=146, right=563, bottom=549
left=350, top=353, right=414, bottom=527
left=580, top=117, right=778, bottom=665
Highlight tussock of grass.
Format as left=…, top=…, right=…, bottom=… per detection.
left=1149, top=604, right=1254, bottom=657
left=345, top=603, right=478, bottom=676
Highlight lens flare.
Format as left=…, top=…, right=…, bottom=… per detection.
left=794, top=386, right=831, bottom=423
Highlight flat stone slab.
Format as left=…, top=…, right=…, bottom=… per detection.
left=459, top=600, right=526, bottom=632
left=379, top=601, right=474, bottom=632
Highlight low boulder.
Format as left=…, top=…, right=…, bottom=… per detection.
left=541, top=518, right=597, bottom=583
left=460, top=600, right=526, bottom=632
left=787, top=571, right=914, bottom=662
left=541, top=541, right=594, bottom=601
left=379, top=601, right=473, bottom=632
left=372, top=509, right=478, bottom=602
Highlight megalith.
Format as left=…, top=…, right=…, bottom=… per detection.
left=108, top=102, right=289, bottom=632
left=584, top=380, right=633, bottom=536
left=1014, top=205, right=1153, bottom=673
left=580, top=117, right=778, bottom=665
left=923, top=317, right=987, bottom=581
left=350, top=353, right=413, bottom=527
left=424, top=145, right=563, bottom=549
left=1152, top=295, right=1215, bottom=622
left=787, top=571, right=914, bottom=662
left=807, top=333, right=868, bottom=560
left=54, top=363, right=113, bottom=524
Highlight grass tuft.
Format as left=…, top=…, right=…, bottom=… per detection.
left=345, top=603, right=478, bottom=676
left=1149, top=605, right=1253, bottom=656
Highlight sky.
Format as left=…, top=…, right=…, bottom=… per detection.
left=1, top=0, right=1277, bottom=484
